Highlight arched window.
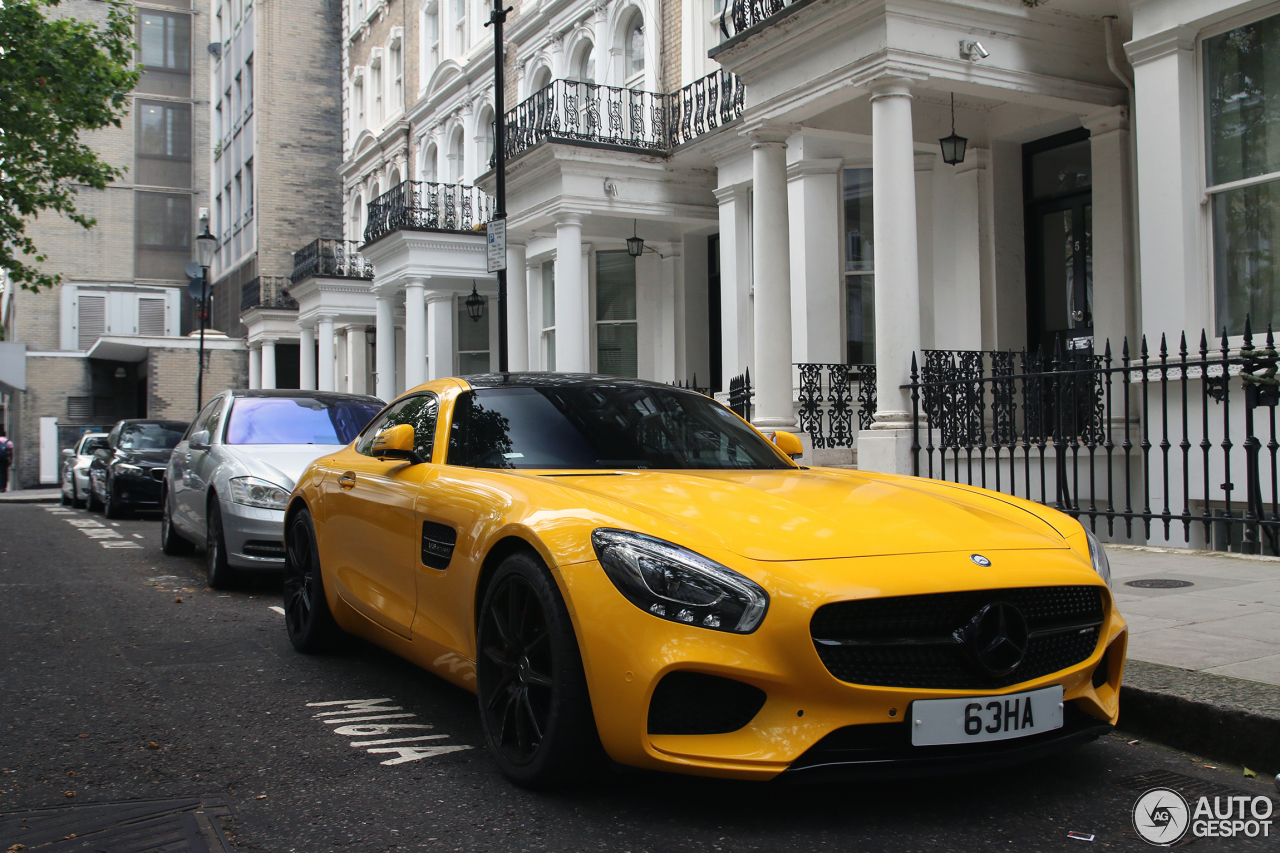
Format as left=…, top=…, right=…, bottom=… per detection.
left=351, top=193, right=363, bottom=241
left=572, top=41, right=595, bottom=84
left=422, top=142, right=438, bottom=182
left=387, top=166, right=401, bottom=188
left=476, top=107, right=495, bottom=167
left=530, top=64, right=552, bottom=94
left=448, top=127, right=465, bottom=182
left=369, top=181, right=380, bottom=206
left=623, top=10, right=645, bottom=85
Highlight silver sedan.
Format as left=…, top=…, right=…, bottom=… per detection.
left=160, top=389, right=383, bottom=587
left=60, top=432, right=109, bottom=508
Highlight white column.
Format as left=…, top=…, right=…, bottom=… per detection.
left=347, top=327, right=368, bottom=395
left=426, top=292, right=454, bottom=380
left=554, top=213, right=589, bottom=372
left=404, top=279, right=427, bottom=388
left=507, top=242, right=529, bottom=371
left=714, top=181, right=753, bottom=388
left=317, top=315, right=337, bottom=391
left=915, top=153, right=936, bottom=350
left=747, top=125, right=796, bottom=431
left=525, top=262, right=541, bottom=370
left=260, top=339, right=277, bottom=390
left=247, top=345, right=262, bottom=390
left=299, top=325, right=316, bottom=390
left=869, top=76, right=922, bottom=426
left=1084, top=106, right=1136, bottom=350
left=375, top=290, right=396, bottom=400
left=787, top=158, right=844, bottom=364
left=335, top=328, right=349, bottom=392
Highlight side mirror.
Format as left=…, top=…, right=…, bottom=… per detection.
left=62, top=448, right=75, bottom=458
left=372, top=423, right=425, bottom=464
left=189, top=429, right=211, bottom=450
left=771, top=431, right=804, bottom=461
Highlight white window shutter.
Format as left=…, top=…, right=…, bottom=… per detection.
left=78, top=296, right=106, bottom=350
left=138, top=297, right=166, bottom=336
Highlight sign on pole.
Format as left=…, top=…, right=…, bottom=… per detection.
left=486, top=217, right=507, bottom=273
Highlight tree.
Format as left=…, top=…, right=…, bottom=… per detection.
left=0, top=0, right=139, bottom=291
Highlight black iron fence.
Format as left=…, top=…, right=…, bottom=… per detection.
left=721, top=0, right=801, bottom=40
left=907, top=321, right=1280, bottom=553
left=796, top=363, right=877, bottom=449
left=498, top=71, right=744, bottom=164
left=728, top=368, right=753, bottom=420
left=364, top=181, right=494, bottom=244
left=669, top=376, right=713, bottom=397
left=291, top=239, right=374, bottom=284
left=241, top=276, right=296, bottom=312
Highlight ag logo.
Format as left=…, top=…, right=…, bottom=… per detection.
left=1133, top=787, right=1190, bottom=846
left=970, top=554, right=992, bottom=567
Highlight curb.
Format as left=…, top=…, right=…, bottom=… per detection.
left=1119, top=660, right=1280, bottom=776
left=0, top=493, right=63, bottom=504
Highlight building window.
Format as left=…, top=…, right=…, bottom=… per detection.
left=457, top=296, right=490, bottom=373
left=223, top=88, right=232, bottom=136
left=448, top=127, right=465, bottom=182
left=371, top=58, right=383, bottom=126
left=1205, top=11, right=1280, bottom=335
left=623, top=11, right=645, bottom=86
left=541, top=259, right=556, bottom=371
left=422, top=2, right=439, bottom=83
left=422, top=142, right=438, bottom=182
left=233, top=73, right=242, bottom=121
left=135, top=192, right=192, bottom=280
left=843, top=168, right=875, bottom=365
left=353, top=75, right=365, bottom=131
left=137, top=10, right=191, bottom=97
left=244, top=160, right=254, bottom=223
left=245, top=56, right=253, bottom=115
left=391, top=41, right=403, bottom=110
left=455, top=0, right=467, bottom=54
left=596, top=251, right=638, bottom=377
left=233, top=173, right=242, bottom=232
left=572, top=42, right=595, bottom=84
left=77, top=295, right=106, bottom=351
left=138, top=298, right=166, bottom=336
left=135, top=100, right=191, bottom=188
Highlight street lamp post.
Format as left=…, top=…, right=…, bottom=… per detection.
left=194, top=219, right=217, bottom=412
left=486, top=0, right=512, bottom=372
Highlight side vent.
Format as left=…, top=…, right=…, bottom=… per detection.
left=421, top=521, right=457, bottom=570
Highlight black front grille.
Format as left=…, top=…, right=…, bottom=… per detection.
left=811, top=586, right=1104, bottom=690
left=647, top=671, right=767, bottom=735
left=150, top=468, right=166, bottom=481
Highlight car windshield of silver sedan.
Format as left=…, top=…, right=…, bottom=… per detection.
left=118, top=424, right=185, bottom=450
left=448, top=386, right=790, bottom=470
left=225, top=397, right=383, bottom=445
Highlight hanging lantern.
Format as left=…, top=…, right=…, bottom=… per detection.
left=627, top=219, right=645, bottom=258
left=939, top=92, right=968, bottom=166
left=465, top=282, right=487, bottom=322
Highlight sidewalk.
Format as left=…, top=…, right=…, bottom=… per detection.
left=1106, top=545, right=1280, bottom=776
left=0, top=488, right=63, bottom=503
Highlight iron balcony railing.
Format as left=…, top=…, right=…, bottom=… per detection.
left=497, top=71, right=745, bottom=164
left=720, top=0, right=801, bottom=40
left=291, top=239, right=374, bottom=284
left=907, top=318, right=1280, bottom=554
left=364, top=181, right=495, bottom=245
left=795, top=363, right=877, bottom=449
left=241, top=275, right=297, bottom=312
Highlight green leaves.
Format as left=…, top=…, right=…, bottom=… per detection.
left=1, top=0, right=140, bottom=291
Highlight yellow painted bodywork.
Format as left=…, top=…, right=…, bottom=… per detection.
left=289, top=377, right=1127, bottom=780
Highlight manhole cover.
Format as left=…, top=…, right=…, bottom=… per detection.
left=1124, top=579, right=1195, bottom=589
left=0, top=795, right=236, bottom=851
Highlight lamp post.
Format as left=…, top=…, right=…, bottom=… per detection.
left=194, top=218, right=217, bottom=411
left=486, top=0, right=512, bottom=372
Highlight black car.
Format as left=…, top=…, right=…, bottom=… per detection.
left=89, top=419, right=189, bottom=518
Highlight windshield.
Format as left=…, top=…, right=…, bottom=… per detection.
left=118, top=424, right=185, bottom=450
left=225, top=397, right=382, bottom=446
left=447, top=385, right=790, bottom=470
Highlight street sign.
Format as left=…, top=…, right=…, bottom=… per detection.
left=486, top=217, right=507, bottom=273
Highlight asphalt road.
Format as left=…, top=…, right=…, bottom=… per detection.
left=1, top=502, right=1277, bottom=853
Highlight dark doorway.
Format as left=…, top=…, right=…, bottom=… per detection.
left=1024, top=129, right=1093, bottom=358
left=707, top=234, right=722, bottom=391
left=274, top=343, right=300, bottom=389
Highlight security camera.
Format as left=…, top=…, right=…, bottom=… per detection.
left=960, top=40, right=990, bottom=61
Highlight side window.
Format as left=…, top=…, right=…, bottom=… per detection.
left=188, top=397, right=222, bottom=439
left=107, top=425, right=122, bottom=448
left=200, top=397, right=226, bottom=439
left=354, top=394, right=439, bottom=460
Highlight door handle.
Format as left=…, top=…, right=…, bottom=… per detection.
left=338, top=472, right=356, bottom=491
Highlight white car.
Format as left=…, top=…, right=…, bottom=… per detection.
left=60, top=432, right=109, bottom=508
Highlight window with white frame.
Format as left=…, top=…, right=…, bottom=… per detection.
left=623, top=10, right=645, bottom=87
left=244, top=55, right=253, bottom=115
left=421, top=1, right=439, bottom=85
left=595, top=251, right=638, bottom=377
left=353, top=74, right=365, bottom=131
left=351, top=193, right=364, bottom=241
left=244, top=159, right=254, bottom=223
left=448, top=127, right=465, bottom=182
left=371, top=55, right=383, bottom=126
left=422, top=142, right=438, bottom=181
left=541, top=259, right=556, bottom=371
left=390, top=40, right=403, bottom=111
left=572, top=41, right=595, bottom=83
left=454, top=0, right=467, bottom=54
left=1205, top=10, right=1280, bottom=335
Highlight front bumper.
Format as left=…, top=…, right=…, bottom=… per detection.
left=556, top=548, right=1127, bottom=781
left=219, top=498, right=286, bottom=570
left=112, top=469, right=166, bottom=507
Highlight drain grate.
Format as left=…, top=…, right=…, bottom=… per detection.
left=0, top=795, right=235, bottom=852
left=1115, top=769, right=1271, bottom=803
left=1124, top=579, right=1195, bottom=589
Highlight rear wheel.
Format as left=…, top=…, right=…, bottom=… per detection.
left=161, top=492, right=195, bottom=555
left=283, top=508, right=343, bottom=652
left=475, top=551, right=606, bottom=788
left=205, top=499, right=236, bottom=589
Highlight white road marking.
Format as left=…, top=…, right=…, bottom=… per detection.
left=59, top=516, right=141, bottom=549
left=268, top=605, right=285, bottom=615
left=307, top=697, right=472, bottom=766
left=132, top=533, right=144, bottom=539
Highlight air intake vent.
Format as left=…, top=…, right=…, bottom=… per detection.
left=647, top=671, right=766, bottom=735
left=421, top=521, right=456, bottom=569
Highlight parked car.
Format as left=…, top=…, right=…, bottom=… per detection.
left=282, top=374, right=1125, bottom=789
left=161, top=389, right=383, bottom=587
left=88, top=420, right=189, bottom=517
left=60, top=432, right=109, bottom=507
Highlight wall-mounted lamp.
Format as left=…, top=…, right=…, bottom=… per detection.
left=465, top=281, right=487, bottom=322
left=627, top=220, right=645, bottom=258
left=939, top=93, right=968, bottom=166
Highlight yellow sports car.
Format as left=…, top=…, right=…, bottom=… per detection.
left=283, top=374, right=1125, bottom=787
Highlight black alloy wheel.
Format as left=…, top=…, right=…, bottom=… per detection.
left=205, top=499, right=236, bottom=589
left=86, top=476, right=103, bottom=512
left=160, top=491, right=194, bottom=555
left=282, top=509, right=342, bottom=652
left=476, top=551, right=605, bottom=788
left=103, top=478, right=128, bottom=519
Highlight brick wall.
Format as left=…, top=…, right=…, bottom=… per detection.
left=662, top=0, right=681, bottom=93
left=147, top=347, right=248, bottom=421
left=9, top=356, right=93, bottom=488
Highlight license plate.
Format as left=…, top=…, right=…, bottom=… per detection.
left=910, top=685, right=1064, bottom=746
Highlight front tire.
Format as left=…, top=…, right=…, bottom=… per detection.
left=72, top=481, right=85, bottom=509
left=283, top=508, right=343, bottom=652
left=475, top=551, right=605, bottom=789
left=205, top=499, right=236, bottom=589
left=103, top=479, right=129, bottom=519
left=161, top=492, right=195, bottom=556
left=87, top=478, right=103, bottom=512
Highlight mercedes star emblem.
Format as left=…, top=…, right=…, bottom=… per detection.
left=971, top=554, right=992, bottom=567
left=958, top=602, right=1029, bottom=677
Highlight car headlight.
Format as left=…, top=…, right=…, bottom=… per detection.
left=591, top=529, right=769, bottom=633
left=1085, top=528, right=1112, bottom=588
left=116, top=464, right=143, bottom=475
left=229, top=476, right=289, bottom=510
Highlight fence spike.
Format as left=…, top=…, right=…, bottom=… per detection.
left=1245, top=314, right=1254, bottom=348
left=1269, top=324, right=1276, bottom=348
left=1159, top=332, right=1168, bottom=359
left=1122, top=336, right=1130, bottom=360
left=1199, top=329, right=1209, bottom=358
left=1179, top=331, right=1188, bottom=358
left=1221, top=327, right=1230, bottom=353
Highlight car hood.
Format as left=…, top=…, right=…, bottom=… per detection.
left=222, top=445, right=347, bottom=490
left=538, top=468, right=1071, bottom=561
